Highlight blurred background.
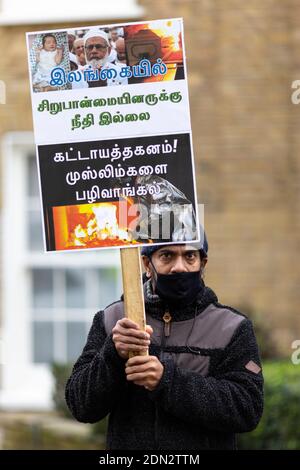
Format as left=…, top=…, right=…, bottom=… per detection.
left=0, top=0, right=299, bottom=450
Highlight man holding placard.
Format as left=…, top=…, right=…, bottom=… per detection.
left=65, top=232, right=264, bottom=450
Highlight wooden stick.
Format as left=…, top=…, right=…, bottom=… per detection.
left=120, top=246, right=148, bottom=356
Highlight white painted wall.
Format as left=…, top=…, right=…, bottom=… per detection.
left=0, top=0, right=144, bottom=25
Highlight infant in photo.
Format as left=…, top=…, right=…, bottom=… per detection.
left=33, top=34, right=63, bottom=90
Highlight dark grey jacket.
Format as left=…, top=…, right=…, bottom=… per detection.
left=65, top=282, right=264, bottom=450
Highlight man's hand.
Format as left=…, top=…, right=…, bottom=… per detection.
left=112, top=318, right=152, bottom=360
left=125, top=355, right=164, bottom=391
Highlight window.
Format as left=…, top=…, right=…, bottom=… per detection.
left=2, top=133, right=121, bottom=370
left=27, top=154, right=44, bottom=252
left=30, top=266, right=119, bottom=363
left=25, top=153, right=121, bottom=364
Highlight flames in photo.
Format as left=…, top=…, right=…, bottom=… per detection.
left=125, top=19, right=184, bottom=82
left=52, top=201, right=140, bottom=250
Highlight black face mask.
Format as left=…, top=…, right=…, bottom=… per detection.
left=154, top=270, right=202, bottom=305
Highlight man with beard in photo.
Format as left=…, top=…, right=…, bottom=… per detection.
left=75, top=28, right=127, bottom=88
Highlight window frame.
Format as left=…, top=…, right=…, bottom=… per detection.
left=0, top=131, right=122, bottom=408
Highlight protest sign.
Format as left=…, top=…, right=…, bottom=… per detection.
left=26, top=18, right=200, bottom=252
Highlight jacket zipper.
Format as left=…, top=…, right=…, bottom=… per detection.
left=160, top=310, right=172, bottom=350
left=155, top=310, right=172, bottom=450
left=163, top=311, right=172, bottom=338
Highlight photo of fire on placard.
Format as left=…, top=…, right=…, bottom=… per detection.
left=52, top=201, right=139, bottom=250
left=124, top=18, right=185, bottom=83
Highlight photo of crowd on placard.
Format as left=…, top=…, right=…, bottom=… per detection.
left=28, top=19, right=185, bottom=93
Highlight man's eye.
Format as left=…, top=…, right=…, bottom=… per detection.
left=160, top=253, right=172, bottom=260
left=186, top=253, right=196, bottom=260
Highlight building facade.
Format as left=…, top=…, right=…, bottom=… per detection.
left=0, top=0, right=299, bottom=409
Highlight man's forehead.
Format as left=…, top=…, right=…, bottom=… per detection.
left=86, top=36, right=107, bottom=45
left=155, top=245, right=199, bottom=254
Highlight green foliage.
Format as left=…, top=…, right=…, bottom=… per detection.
left=51, top=362, right=73, bottom=418
left=3, top=421, right=105, bottom=450
left=238, top=360, right=300, bottom=449
left=91, top=416, right=108, bottom=437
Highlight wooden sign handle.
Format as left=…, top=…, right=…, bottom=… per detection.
left=120, top=246, right=148, bottom=357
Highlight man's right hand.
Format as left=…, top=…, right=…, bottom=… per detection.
left=112, top=318, right=152, bottom=360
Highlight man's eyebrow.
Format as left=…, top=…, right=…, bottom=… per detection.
left=157, top=249, right=198, bottom=255
left=157, top=249, right=174, bottom=255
